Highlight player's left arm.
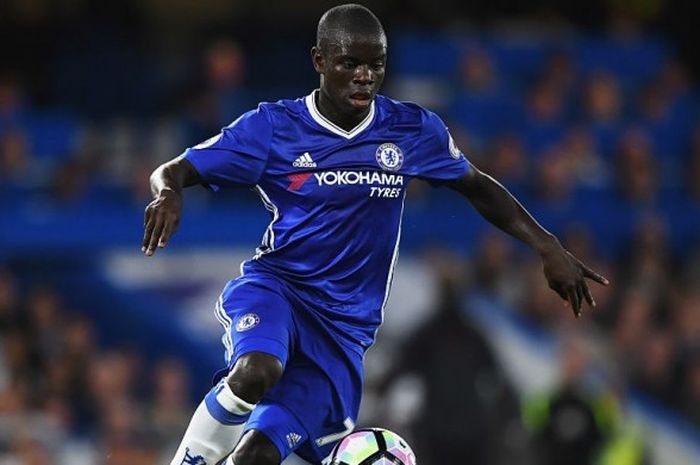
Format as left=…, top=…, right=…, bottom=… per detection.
left=446, top=164, right=609, bottom=317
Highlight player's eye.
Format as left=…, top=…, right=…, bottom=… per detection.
left=372, top=62, right=385, bottom=71
left=342, top=60, right=357, bottom=70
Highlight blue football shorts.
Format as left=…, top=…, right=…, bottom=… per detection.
left=212, top=270, right=364, bottom=464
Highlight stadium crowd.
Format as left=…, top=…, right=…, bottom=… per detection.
left=0, top=270, right=189, bottom=464
left=1, top=2, right=700, bottom=464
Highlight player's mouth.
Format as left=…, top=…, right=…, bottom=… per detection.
left=349, top=92, right=373, bottom=109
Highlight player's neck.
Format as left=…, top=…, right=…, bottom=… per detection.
left=314, top=90, right=371, bottom=132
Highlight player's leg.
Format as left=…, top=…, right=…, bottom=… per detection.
left=167, top=383, right=252, bottom=465
left=226, top=346, right=362, bottom=465
left=226, top=401, right=309, bottom=465
left=221, top=293, right=366, bottom=465
left=226, top=352, right=283, bottom=404
left=169, top=278, right=294, bottom=465
left=228, top=430, right=281, bottom=465
left=168, top=353, right=283, bottom=465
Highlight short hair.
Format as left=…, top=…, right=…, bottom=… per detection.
left=316, top=4, right=386, bottom=50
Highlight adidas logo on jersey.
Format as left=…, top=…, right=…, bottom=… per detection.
left=293, top=152, right=317, bottom=168
left=286, top=432, right=302, bottom=448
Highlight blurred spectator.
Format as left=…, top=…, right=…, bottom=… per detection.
left=205, top=39, right=247, bottom=124
left=636, top=81, right=684, bottom=161
left=378, top=273, right=521, bottom=465
left=540, top=51, right=577, bottom=101
left=148, top=358, right=191, bottom=448
left=650, top=60, right=695, bottom=153
left=622, top=218, right=669, bottom=295
left=449, top=46, right=518, bottom=146
left=611, top=288, right=655, bottom=375
left=523, top=336, right=646, bottom=465
left=680, top=355, right=700, bottom=426
left=631, top=329, right=679, bottom=405
left=129, top=159, right=159, bottom=203
left=672, top=292, right=700, bottom=355
left=10, top=434, right=52, bottom=465
left=527, top=337, right=606, bottom=465
left=0, top=78, right=26, bottom=127
left=0, top=271, right=21, bottom=334
left=181, top=38, right=249, bottom=143
left=471, top=231, right=522, bottom=304
left=89, top=350, right=141, bottom=412
left=53, top=316, right=97, bottom=432
left=0, top=130, right=31, bottom=182
left=100, top=398, right=157, bottom=465
left=521, top=78, right=568, bottom=155
left=582, top=73, right=625, bottom=157
left=482, top=134, right=528, bottom=188
left=533, top=146, right=575, bottom=204
left=585, top=73, right=623, bottom=123
left=460, top=46, right=499, bottom=95
left=26, top=286, right=63, bottom=362
left=559, top=127, right=609, bottom=189
left=615, top=130, right=658, bottom=203
left=686, top=123, right=700, bottom=200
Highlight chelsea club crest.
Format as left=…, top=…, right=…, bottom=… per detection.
left=375, top=143, right=404, bottom=172
left=236, top=313, right=260, bottom=332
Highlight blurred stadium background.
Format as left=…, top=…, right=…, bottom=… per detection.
left=2, top=0, right=700, bottom=464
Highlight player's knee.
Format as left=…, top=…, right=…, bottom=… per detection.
left=227, top=352, right=283, bottom=404
left=230, top=430, right=281, bottom=465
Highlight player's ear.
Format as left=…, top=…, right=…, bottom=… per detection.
left=311, top=46, right=324, bottom=74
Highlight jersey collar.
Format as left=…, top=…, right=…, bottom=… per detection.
left=305, top=90, right=376, bottom=140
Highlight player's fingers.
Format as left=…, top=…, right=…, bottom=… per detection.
left=567, top=288, right=581, bottom=318
left=142, top=217, right=155, bottom=253
left=158, top=221, right=171, bottom=248
left=582, top=282, right=596, bottom=308
left=147, top=218, right=165, bottom=256
left=143, top=204, right=152, bottom=228
left=576, top=286, right=584, bottom=313
left=581, top=263, right=609, bottom=285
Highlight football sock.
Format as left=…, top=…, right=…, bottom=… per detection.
left=169, top=379, right=256, bottom=465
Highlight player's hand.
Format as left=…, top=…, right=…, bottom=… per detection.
left=539, top=244, right=609, bottom=318
left=142, top=188, right=182, bottom=256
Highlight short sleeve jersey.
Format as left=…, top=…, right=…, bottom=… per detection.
left=184, top=92, right=470, bottom=348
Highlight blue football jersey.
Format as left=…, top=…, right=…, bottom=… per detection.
left=184, top=91, right=470, bottom=348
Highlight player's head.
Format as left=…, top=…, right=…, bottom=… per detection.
left=312, top=4, right=387, bottom=116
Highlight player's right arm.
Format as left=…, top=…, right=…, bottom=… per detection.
left=142, top=155, right=202, bottom=256
left=141, top=105, right=273, bottom=257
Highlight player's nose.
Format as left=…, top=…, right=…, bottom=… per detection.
left=353, top=65, right=374, bottom=86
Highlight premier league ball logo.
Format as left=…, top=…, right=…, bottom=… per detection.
left=375, top=143, right=404, bottom=172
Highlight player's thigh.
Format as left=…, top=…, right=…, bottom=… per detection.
left=244, top=351, right=362, bottom=464
left=216, top=277, right=296, bottom=371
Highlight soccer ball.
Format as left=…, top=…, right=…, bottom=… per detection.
left=328, top=428, right=417, bottom=465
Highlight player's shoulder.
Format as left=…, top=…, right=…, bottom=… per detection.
left=257, top=95, right=307, bottom=118
left=226, top=96, right=305, bottom=130
left=375, top=95, right=445, bottom=133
